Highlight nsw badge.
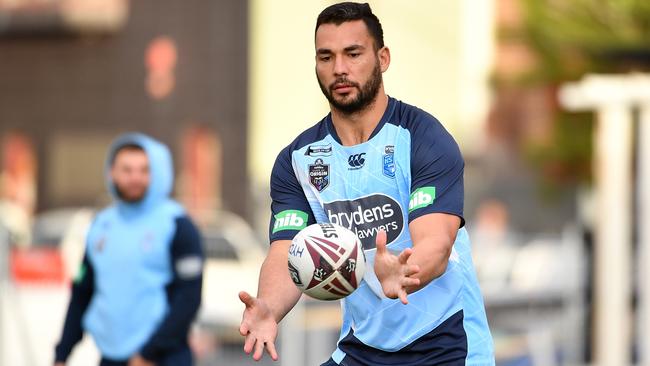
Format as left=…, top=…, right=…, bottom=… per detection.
left=383, top=145, right=395, bottom=178
left=309, top=158, right=330, bottom=192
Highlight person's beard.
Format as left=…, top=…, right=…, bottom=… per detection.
left=317, top=58, right=382, bottom=115
left=114, top=183, right=147, bottom=203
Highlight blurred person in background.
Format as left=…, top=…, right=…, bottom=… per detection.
left=54, top=133, right=204, bottom=366
left=470, top=199, right=517, bottom=290
left=238, top=2, right=494, bottom=365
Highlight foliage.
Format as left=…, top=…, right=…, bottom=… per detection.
left=521, top=0, right=650, bottom=82
left=507, top=0, right=650, bottom=189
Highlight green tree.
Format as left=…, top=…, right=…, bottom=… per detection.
left=504, top=0, right=650, bottom=189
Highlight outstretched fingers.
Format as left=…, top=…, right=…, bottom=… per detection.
left=239, top=322, right=249, bottom=337
left=238, top=291, right=278, bottom=361
left=375, top=229, right=388, bottom=255
left=397, top=247, right=413, bottom=264
left=398, top=288, right=409, bottom=305
left=253, top=337, right=265, bottom=361
left=239, top=291, right=255, bottom=308
left=398, top=249, right=420, bottom=303
left=242, top=328, right=278, bottom=361
left=375, top=230, right=424, bottom=305
left=239, top=291, right=254, bottom=337
left=401, top=275, right=420, bottom=288
left=397, top=248, right=420, bottom=277
left=266, top=340, right=279, bottom=361
left=251, top=338, right=277, bottom=361
left=403, top=263, right=420, bottom=277
left=243, top=333, right=255, bottom=354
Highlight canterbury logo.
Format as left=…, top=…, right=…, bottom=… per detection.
left=348, top=153, right=366, bottom=169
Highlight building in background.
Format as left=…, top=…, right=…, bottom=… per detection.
left=0, top=0, right=249, bottom=220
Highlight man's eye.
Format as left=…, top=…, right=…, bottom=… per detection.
left=349, top=53, right=360, bottom=58
left=320, top=56, right=331, bottom=62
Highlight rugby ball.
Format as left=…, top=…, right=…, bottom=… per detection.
left=288, top=223, right=365, bottom=300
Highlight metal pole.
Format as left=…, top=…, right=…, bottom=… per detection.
left=593, top=104, right=633, bottom=366
left=638, top=103, right=650, bottom=366
left=559, top=75, right=643, bottom=366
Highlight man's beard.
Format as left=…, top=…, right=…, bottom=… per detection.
left=114, top=184, right=147, bottom=203
left=317, top=60, right=382, bottom=115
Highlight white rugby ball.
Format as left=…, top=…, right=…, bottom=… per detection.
left=288, top=223, right=366, bottom=300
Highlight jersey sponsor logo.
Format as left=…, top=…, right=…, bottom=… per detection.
left=305, top=143, right=333, bottom=157
left=347, top=153, right=366, bottom=170
left=324, top=194, right=404, bottom=250
left=383, top=145, right=395, bottom=178
left=309, top=158, right=330, bottom=192
left=273, top=209, right=309, bottom=233
left=409, top=187, right=436, bottom=212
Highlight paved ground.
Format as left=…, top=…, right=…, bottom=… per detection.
left=0, top=284, right=99, bottom=366
left=0, top=283, right=340, bottom=366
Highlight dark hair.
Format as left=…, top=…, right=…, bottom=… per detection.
left=111, top=143, right=144, bottom=165
left=316, top=2, right=384, bottom=50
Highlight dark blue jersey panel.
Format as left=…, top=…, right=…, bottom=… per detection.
left=268, top=122, right=329, bottom=243
left=327, top=310, right=467, bottom=366
left=55, top=252, right=96, bottom=362
left=393, top=100, right=465, bottom=226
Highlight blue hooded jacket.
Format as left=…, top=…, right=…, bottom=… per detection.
left=55, top=133, right=203, bottom=362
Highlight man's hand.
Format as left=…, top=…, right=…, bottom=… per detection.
left=239, top=291, right=279, bottom=361
left=128, top=354, right=155, bottom=366
left=374, top=230, right=421, bottom=304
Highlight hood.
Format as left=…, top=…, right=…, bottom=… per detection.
left=106, top=133, right=174, bottom=211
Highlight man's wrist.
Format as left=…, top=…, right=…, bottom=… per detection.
left=257, top=296, right=283, bottom=323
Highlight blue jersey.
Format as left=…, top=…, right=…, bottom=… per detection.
left=269, top=97, right=494, bottom=365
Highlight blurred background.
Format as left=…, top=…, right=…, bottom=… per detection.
left=1, top=0, right=650, bottom=365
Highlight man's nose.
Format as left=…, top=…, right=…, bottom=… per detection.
left=333, top=56, right=348, bottom=76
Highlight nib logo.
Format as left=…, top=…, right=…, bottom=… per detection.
left=408, top=187, right=436, bottom=212
left=273, top=210, right=308, bottom=233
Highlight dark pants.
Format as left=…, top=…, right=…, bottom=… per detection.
left=99, top=346, right=193, bottom=366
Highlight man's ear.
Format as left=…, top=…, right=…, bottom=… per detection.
left=378, top=46, right=390, bottom=73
